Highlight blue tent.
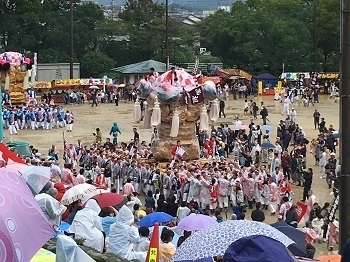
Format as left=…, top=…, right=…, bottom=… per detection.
left=253, top=73, right=278, bottom=87
left=255, top=73, right=278, bottom=80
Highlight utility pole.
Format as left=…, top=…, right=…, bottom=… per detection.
left=312, top=0, right=318, bottom=72
left=69, top=0, right=74, bottom=79
left=339, top=0, right=350, bottom=251
left=165, top=0, right=170, bottom=71
left=111, top=0, right=114, bottom=21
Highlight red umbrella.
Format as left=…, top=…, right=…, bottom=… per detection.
left=92, top=193, right=126, bottom=209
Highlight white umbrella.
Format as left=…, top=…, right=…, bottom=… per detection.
left=61, top=184, right=97, bottom=205
left=89, top=85, right=100, bottom=90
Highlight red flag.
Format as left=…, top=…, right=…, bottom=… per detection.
left=296, top=201, right=307, bottom=223
left=146, top=223, right=160, bottom=262
left=0, top=142, right=26, bottom=165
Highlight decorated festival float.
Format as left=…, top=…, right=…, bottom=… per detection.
left=0, top=51, right=33, bottom=104
left=134, top=68, right=219, bottom=161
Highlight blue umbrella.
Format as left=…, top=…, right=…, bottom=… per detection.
left=261, top=142, right=276, bottom=149
left=223, top=235, right=296, bottom=262
left=138, top=212, right=173, bottom=227
left=261, top=125, right=273, bottom=132
left=172, top=220, right=294, bottom=261
left=270, top=222, right=307, bottom=257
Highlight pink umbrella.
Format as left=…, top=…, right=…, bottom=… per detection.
left=237, top=124, right=250, bottom=130
left=177, top=213, right=217, bottom=231
left=0, top=168, right=54, bottom=262
left=4, top=163, right=28, bottom=173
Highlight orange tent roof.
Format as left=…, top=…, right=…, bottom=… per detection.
left=317, top=254, right=341, bottom=262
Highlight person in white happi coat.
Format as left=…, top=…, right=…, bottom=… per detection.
left=217, top=176, right=230, bottom=211
left=162, top=172, right=171, bottom=199
left=199, top=174, right=211, bottom=209
left=132, top=165, right=142, bottom=194
left=112, top=158, right=123, bottom=192
left=254, top=170, right=264, bottom=204
left=230, top=174, right=243, bottom=207
left=290, top=108, right=297, bottom=123
left=142, top=164, right=152, bottom=194
left=188, top=174, right=201, bottom=203
left=209, top=178, right=218, bottom=212
left=282, top=96, right=291, bottom=115
left=274, top=142, right=283, bottom=160
left=244, top=173, right=255, bottom=209
left=176, top=170, right=187, bottom=201
left=330, top=83, right=337, bottom=97
left=268, top=177, right=280, bottom=215
left=70, top=199, right=104, bottom=252
left=270, top=153, right=280, bottom=175
left=319, top=150, right=327, bottom=179
left=261, top=181, right=270, bottom=209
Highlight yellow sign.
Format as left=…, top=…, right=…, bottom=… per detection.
left=53, top=79, right=81, bottom=86
left=321, top=73, right=339, bottom=79
left=148, top=247, right=158, bottom=262
left=276, top=81, right=283, bottom=94
left=258, top=81, right=263, bottom=95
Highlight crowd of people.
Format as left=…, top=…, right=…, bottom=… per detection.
left=2, top=87, right=75, bottom=135
left=2, top=104, right=75, bottom=134
left=8, top=75, right=340, bottom=261
left=27, top=99, right=340, bottom=260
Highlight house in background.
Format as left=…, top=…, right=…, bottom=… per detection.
left=180, top=15, right=201, bottom=27
left=112, top=59, right=171, bottom=84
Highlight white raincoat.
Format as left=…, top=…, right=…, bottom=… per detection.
left=108, top=206, right=147, bottom=261
left=35, top=193, right=67, bottom=227
left=56, top=235, right=95, bottom=262
left=70, top=199, right=104, bottom=252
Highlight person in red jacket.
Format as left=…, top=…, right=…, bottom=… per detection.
left=54, top=182, right=69, bottom=222
left=170, top=140, right=182, bottom=166
left=205, top=136, right=217, bottom=159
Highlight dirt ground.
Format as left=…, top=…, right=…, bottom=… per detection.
left=4, top=94, right=340, bottom=257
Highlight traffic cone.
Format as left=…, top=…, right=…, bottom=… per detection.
left=145, top=223, right=160, bottom=262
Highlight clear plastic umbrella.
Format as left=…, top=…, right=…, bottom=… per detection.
left=19, top=166, right=51, bottom=194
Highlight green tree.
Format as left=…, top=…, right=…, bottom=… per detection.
left=1, top=0, right=107, bottom=64
left=118, top=0, right=166, bottom=62
left=317, top=0, right=340, bottom=71
left=199, top=0, right=313, bottom=75
left=80, top=51, right=115, bottom=78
